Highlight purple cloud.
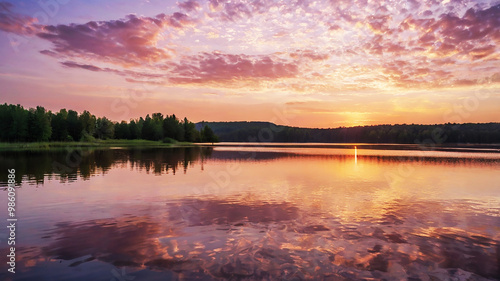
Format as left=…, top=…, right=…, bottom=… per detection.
left=37, top=13, right=195, bottom=66
left=169, top=52, right=299, bottom=84
left=0, top=1, right=39, bottom=35
left=177, top=0, right=200, bottom=12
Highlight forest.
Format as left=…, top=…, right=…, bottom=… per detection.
left=200, top=121, right=500, bottom=144
left=0, top=103, right=218, bottom=143
left=2, top=103, right=499, bottom=145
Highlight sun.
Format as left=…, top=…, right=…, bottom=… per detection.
left=341, top=112, right=370, bottom=127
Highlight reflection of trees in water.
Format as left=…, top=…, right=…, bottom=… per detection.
left=1, top=147, right=498, bottom=186
left=1, top=148, right=498, bottom=187
left=0, top=147, right=213, bottom=185
left=127, top=147, right=212, bottom=175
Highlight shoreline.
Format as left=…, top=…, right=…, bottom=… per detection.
left=0, top=140, right=200, bottom=152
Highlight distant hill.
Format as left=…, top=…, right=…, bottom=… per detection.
left=196, top=121, right=500, bottom=144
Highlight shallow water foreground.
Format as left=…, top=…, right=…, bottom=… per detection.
left=0, top=145, right=499, bottom=280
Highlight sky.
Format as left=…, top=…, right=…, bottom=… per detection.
left=0, top=0, right=499, bottom=128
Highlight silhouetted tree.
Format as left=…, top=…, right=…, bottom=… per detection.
left=163, top=114, right=181, bottom=140
left=28, top=106, right=52, bottom=142
left=141, top=115, right=150, bottom=140
left=51, top=109, right=69, bottom=141
left=201, top=121, right=500, bottom=144
left=201, top=125, right=218, bottom=143
left=183, top=117, right=199, bottom=142
left=95, top=117, right=115, bottom=139
left=0, top=103, right=219, bottom=143
left=79, top=110, right=96, bottom=137
left=129, top=120, right=140, bottom=139
left=67, top=110, right=82, bottom=141
left=114, top=121, right=130, bottom=139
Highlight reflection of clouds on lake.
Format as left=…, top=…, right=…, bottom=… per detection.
left=42, top=216, right=167, bottom=266
left=7, top=199, right=494, bottom=280
left=168, top=199, right=300, bottom=226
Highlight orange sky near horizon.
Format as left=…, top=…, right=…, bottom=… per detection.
left=0, top=0, right=499, bottom=128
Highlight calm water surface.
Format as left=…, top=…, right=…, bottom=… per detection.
left=0, top=145, right=499, bottom=280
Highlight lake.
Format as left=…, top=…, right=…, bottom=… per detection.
left=1, top=144, right=499, bottom=280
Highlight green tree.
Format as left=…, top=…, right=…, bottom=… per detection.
left=79, top=110, right=96, bottom=137
left=177, top=122, right=185, bottom=141
left=163, top=114, right=185, bottom=141
left=51, top=109, right=69, bottom=141
left=95, top=117, right=115, bottom=139
left=151, top=113, right=164, bottom=140
left=183, top=117, right=198, bottom=142
left=137, top=117, right=145, bottom=139
left=114, top=121, right=130, bottom=139
left=0, top=104, right=10, bottom=141
left=141, top=115, right=154, bottom=140
left=0, top=104, right=29, bottom=142
left=129, top=120, right=140, bottom=139
left=28, top=106, right=52, bottom=141
left=10, top=104, right=29, bottom=142
left=201, top=125, right=218, bottom=143
left=67, top=110, right=82, bottom=141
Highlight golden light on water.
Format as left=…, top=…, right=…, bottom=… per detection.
left=355, top=146, right=358, bottom=165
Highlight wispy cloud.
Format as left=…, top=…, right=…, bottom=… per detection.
left=61, top=61, right=164, bottom=80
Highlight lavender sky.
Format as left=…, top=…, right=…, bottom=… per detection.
left=0, top=0, right=499, bottom=127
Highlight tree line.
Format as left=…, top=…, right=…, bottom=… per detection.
left=0, top=103, right=218, bottom=143
left=203, top=121, right=500, bottom=144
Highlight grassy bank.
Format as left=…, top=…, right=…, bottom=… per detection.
left=0, top=139, right=197, bottom=151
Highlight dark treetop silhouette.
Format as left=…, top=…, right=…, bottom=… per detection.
left=198, top=121, right=500, bottom=144
left=0, top=103, right=218, bottom=143
left=1, top=103, right=499, bottom=144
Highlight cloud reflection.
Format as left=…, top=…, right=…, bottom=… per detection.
left=19, top=198, right=496, bottom=280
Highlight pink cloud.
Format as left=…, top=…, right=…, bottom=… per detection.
left=408, top=4, right=500, bottom=60
left=366, top=14, right=392, bottom=34
left=382, top=59, right=454, bottom=88
left=169, top=52, right=299, bottom=85
left=177, top=0, right=201, bottom=12
left=209, top=0, right=252, bottom=21
left=0, top=2, right=39, bottom=35
left=37, top=13, right=195, bottom=66
left=59, top=51, right=300, bottom=87
left=206, top=0, right=283, bottom=21
left=289, top=50, right=330, bottom=61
